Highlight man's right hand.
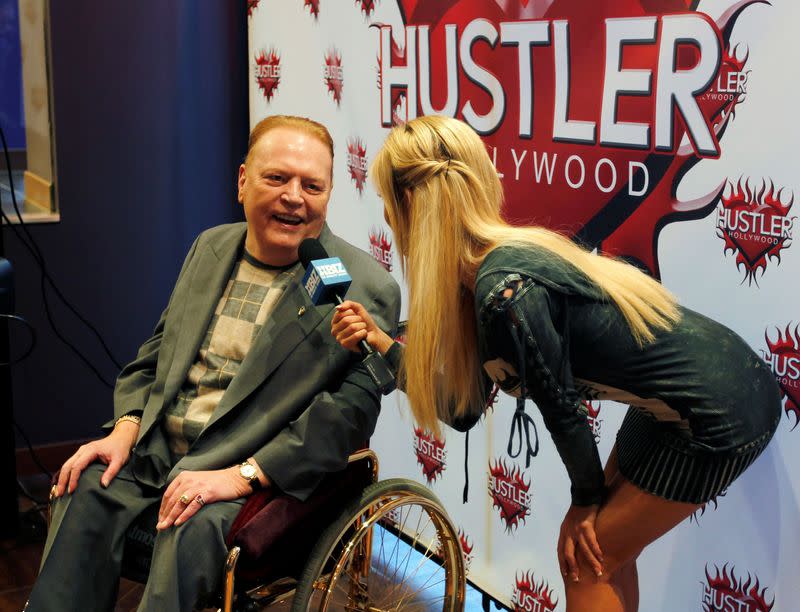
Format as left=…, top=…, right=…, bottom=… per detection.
left=54, top=420, right=139, bottom=496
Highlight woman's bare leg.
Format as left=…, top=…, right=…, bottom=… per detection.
left=601, top=445, right=639, bottom=610
left=560, top=444, right=696, bottom=611
left=612, top=561, right=639, bottom=611
left=562, top=474, right=699, bottom=611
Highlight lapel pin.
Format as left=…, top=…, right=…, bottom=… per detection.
left=297, top=306, right=306, bottom=317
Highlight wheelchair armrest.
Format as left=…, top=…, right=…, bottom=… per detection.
left=225, top=450, right=376, bottom=570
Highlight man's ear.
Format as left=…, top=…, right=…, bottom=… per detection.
left=236, top=164, right=247, bottom=203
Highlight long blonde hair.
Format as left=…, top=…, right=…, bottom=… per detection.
left=371, top=116, right=681, bottom=434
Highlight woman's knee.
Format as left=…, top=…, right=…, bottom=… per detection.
left=601, top=547, right=643, bottom=579
left=567, top=551, right=640, bottom=588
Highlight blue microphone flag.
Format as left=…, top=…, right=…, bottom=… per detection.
left=302, top=257, right=352, bottom=305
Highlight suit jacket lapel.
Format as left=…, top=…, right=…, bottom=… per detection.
left=203, top=266, right=334, bottom=431
left=202, top=224, right=338, bottom=431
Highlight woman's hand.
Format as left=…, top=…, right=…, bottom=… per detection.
left=54, top=420, right=139, bottom=497
left=558, top=503, right=604, bottom=581
left=331, top=300, right=394, bottom=355
left=156, top=466, right=255, bottom=530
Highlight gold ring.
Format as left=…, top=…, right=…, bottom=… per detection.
left=194, top=494, right=205, bottom=507
left=179, top=493, right=191, bottom=505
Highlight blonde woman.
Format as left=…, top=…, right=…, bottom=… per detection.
left=331, top=116, right=780, bottom=611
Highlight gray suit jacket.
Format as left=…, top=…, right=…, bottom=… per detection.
left=108, top=222, right=401, bottom=500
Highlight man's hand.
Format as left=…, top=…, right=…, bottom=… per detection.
left=54, top=421, right=139, bottom=497
left=156, top=466, right=258, bottom=530
left=558, top=503, right=604, bottom=582
left=332, top=300, right=393, bottom=355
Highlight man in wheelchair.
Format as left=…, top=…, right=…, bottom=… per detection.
left=25, top=115, right=401, bottom=611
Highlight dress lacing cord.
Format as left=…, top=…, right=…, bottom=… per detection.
left=506, top=312, right=539, bottom=468
left=462, top=429, right=470, bottom=503
left=462, top=384, right=499, bottom=503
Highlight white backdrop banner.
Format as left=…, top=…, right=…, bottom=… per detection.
left=248, top=1, right=799, bottom=609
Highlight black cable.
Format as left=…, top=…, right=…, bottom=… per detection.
left=1, top=124, right=122, bottom=384
left=17, top=477, right=47, bottom=506
left=0, top=313, right=36, bottom=366
left=38, top=262, right=115, bottom=387
left=1, top=125, right=123, bottom=370
left=1, top=124, right=119, bottom=492
left=14, top=420, right=53, bottom=480
left=0, top=207, right=115, bottom=387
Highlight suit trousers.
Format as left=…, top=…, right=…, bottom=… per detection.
left=26, top=462, right=244, bottom=611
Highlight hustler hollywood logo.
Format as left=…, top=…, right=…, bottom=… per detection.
left=512, top=571, right=558, bottom=612
left=702, top=564, right=775, bottom=611
left=346, top=138, right=368, bottom=194
left=357, top=0, right=378, bottom=17
left=483, top=383, right=500, bottom=415
left=700, top=45, right=749, bottom=104
left=582, top=400, right=602, bottom=443
left=368, top=227, right=393, bottom=272
left=458, top=527, right=474, bottom=574
left=413, top=428, right=447, bottom=483
left=716, top=179, right=795, bottom=284
left=377, top=0, right=763, bottom=277
left=323, top=49, right=344, bottom=105
left=254, top=48, right=281, bottom=101
left=247, top=0, right=260, bottom=17
left=488, top=458, right=531, bottom=531
left=762, top=323, right=800, bottom=429
left=380, top=505, right=402, bottom=530
left=691, top=490, right=727, bottom=524
left=434, top=526, right=474, bottom=574
left=304, top=0, right=320, bottom=18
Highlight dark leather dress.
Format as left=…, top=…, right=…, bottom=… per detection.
left=473, top=244, right=781, bottom=506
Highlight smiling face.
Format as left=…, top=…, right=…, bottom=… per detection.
left=237, top=126, right=333, bottom=266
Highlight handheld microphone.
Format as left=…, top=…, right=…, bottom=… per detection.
left=299, top=239, right=352, bottom=306
left=299, top=238, right=396, bottom=394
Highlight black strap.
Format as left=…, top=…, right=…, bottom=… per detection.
left=507, top=400, right=539, bottom=468
left=505, top=307, right=539, bottom=468
left=462, top=429, right=470, bottom=503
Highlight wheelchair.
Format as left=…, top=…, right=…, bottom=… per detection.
left=49, top=449, right=466, bottom=611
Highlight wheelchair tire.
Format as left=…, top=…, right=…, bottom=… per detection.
left=292, top=478, right=465, bottom=612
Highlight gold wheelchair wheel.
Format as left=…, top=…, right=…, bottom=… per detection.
left=291, top=478, right=465, bottom=611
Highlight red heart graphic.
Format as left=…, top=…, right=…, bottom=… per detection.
left=765, top=325, right=800, bottom=429
left=388, top=0, right=758, bottom=276
left=717, top=179, right=795, bottom=283
left=488, top=458, right=531, bottom=531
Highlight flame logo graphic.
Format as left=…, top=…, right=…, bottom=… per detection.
left=254, top=48, right=281, bottom=101
left=304, top=0, right=320, bottom=18
left=702, top=563, right=774, bottom=611
left=368, top=227, right=393, bottom=271
left=347, top=138, right=368, bottom=193
left=513, top=571, right=559, bottom=612
left=764, top=323, right=800, bottom=429
left=357, top=0, right=379, bottom=17
left=488, top=457, right=532, bottom=531
left=324, top=48, right=344, bottom=104
left=413, top=427, right=447, bottom=483
left=717, top=178, right=795, bottom=284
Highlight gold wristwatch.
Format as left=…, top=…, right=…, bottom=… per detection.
left=238, top=461, right=261, bottom=490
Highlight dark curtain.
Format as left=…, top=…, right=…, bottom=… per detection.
left=3, top=1, right=249, bottom=445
